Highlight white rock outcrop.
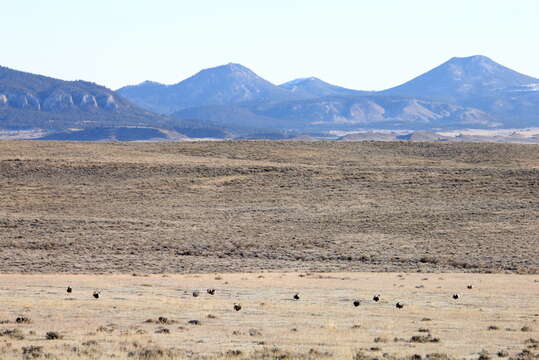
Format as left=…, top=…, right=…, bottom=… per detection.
left=43, top=91, right=75, bottom=111
left=80, top=94, right=98, bottom=108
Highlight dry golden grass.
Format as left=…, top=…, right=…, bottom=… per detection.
left=0, top=140, right=538, bottom=273
left=0, top=273, right=537, bottom=359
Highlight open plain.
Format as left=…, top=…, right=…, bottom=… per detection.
left=0, top=140, right=537, bottom=273
left=0, top=272, right=537, bottom=359
left=0, top=140, right=538, bottom=359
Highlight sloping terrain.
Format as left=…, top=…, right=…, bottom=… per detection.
left=382, top=55, right=539, bottom=128
left=0, top=141, right=537, bottom=274
left=120, top=56, right=539, bottom=132
left=279, top=76, right=370, bottom=97
left=2, top=56, right=538, bottom=140
left=36, top=127, right=187, bottom=142
left=382, top=55, right=539, bottom=101
left=0, top=65, right=269, bottom=140
left=174, top=95, right=497, bottom=131
left=117, top=63, right=302, bottom=114
left=239, top=95, right=496, bottom=130
left=0, top=66, right=168, bottom=130
left=338, top=130, right=539, bottom=144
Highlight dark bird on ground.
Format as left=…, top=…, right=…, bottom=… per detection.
left=373, top=295, right=380, bottom=302
left=16, top=316, right=30, bottom=324
left=93, top=291, right=100, bottom=299
left=452, top=294, right=459, bottom=300
left=293, top=293, right=300, bottom=300
left=192, top=291, right=199, bottom=297
left=67, top=286, right=72, bottom=294
left=234, top=303, right=242, bottom=312
left=396, top=302, right=404, bottom=309
left=467, top=285, right=473, bottom=289
left=207, top=289, right=215, bottom=295
left=353, top=300, right=360, bottom=307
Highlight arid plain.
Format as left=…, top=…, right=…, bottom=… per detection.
left=0, top=140, right=538, bottom=359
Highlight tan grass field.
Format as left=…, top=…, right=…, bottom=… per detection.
left=0, top=272, right=537, bottom=359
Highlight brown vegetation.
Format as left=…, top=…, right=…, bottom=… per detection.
left=0, top=140, right=537, bottom=274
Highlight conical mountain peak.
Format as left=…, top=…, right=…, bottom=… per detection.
left=279, top=76, right=368, bottom=97
left=118, top=63, right=297, bottom=114
left=383, top=55, right=538, bottom=100
left=197, top=63, right=255, bottom=76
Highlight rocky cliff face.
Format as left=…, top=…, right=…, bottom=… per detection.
left=0, top=91, right=41, bottom=110
left=0, top=66, right=168, bottom=130
left=0, top=87, right=121, bottom=113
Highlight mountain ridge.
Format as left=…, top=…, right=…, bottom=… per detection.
left=0, top=65, right=252, bottom=140
left=0, top=65, right=170, bottom=130
left=279, top=76, right=371, bottom=98
left=174, top=93, right=498, bottom=131
left=117, top=63, right=303, bottom=114
left=2, top=55, right=539, bottom=141
left=167, top=56, right=539, bottom=131
left=382, top=55, right=539, bottom=100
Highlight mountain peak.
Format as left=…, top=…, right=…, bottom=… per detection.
left=198, top=63, right=255, bottom=76
left=279, top=76, right=368, bottom=98
left=138, top=80, right=163, bottom=87
left=448, top=55, right=494, bottom=63
left=383, top=55, right=538, bottom=100
left=118, top=62, right=298, bottom=114
left=444, top=55, right=506, bottom=75
left=223, top=62, right=248, bottom=69
left=280, top=77, right=321, bottom=88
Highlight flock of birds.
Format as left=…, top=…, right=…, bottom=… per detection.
left=64, top=284, right=473, bottom=311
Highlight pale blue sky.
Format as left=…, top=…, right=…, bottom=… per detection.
left=1, top=0, right=538, bottom=90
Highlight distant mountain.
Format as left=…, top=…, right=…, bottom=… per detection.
left=173, top=56, right=539, bottom=131
left=338, top=132, right=397, bottom=141
left=458, top=90, right=539, bottom=128
left=382, top=55, right=539, bottom=128
left=175, top=95, right=497, bottom=131
left=37, top=127, right=188, bottom=142
left=0, top=65, right=258, bottom=141
left=338, top=131, right=450, bottom=142
left=113, top=80, right=168, bottom=114
left=279, top=77, right=370, bottom=98
left=173, top=104, right=279, bottom=129
left=0, top=65, right=169, bottom=131
left=383, top=55, right=539, bottom=100
left=3, top=55, right=539, bottom=141
left=117, top=63, right=301, bottom=114
left=396, top=131, right=449, bottom=141
left=338, top=130, right=539, bottom=144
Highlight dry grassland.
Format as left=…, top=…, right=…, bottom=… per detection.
left=0, top=140, right=537, bottom=273
left=0, top=273, right=537, bottom=359
left=0, top=140, right=538, bottom=359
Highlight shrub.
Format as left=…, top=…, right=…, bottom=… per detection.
left=45, top=331, right=62, bottom=340
left=0, top=329, right=24, bottom=340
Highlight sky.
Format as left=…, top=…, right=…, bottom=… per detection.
left=1, top=0, right=538, bottom=91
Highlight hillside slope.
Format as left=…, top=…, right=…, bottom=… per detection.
left=0, top=65, right=168, bottom=130
left=117, top=63, right=302, bottom=114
